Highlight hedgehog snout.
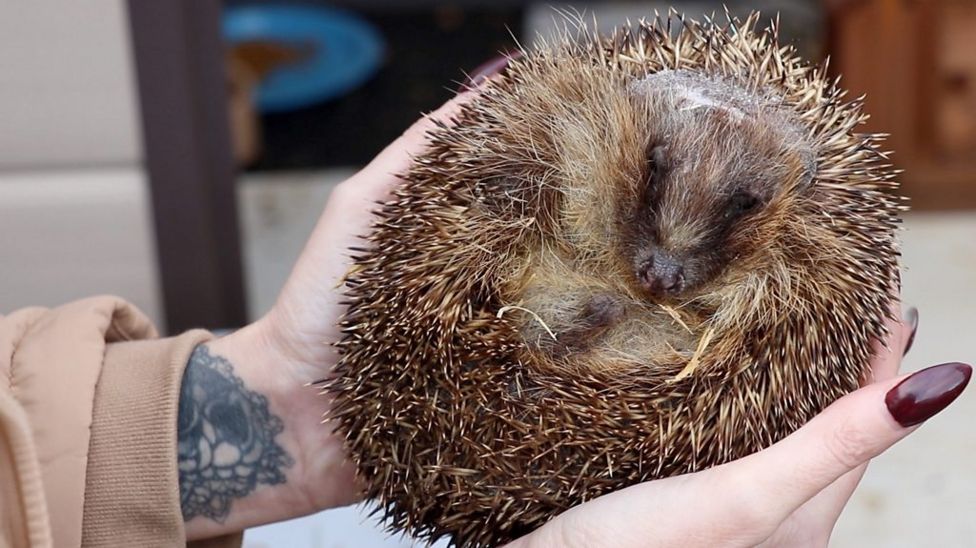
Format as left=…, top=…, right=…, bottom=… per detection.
left=637, top=251, right=686, bottom=295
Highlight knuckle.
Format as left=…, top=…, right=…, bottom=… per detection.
left=823, top=419, right=874, bottom=470
left=525, top=510, right=612, bottom=548
left=328, top=181, right=356, bottom=206
left=728, top=492, right=776, bottom=530
left=401, top=116, right=438, bottom=144
left=550, top=514, right=601, bottom=548
left=713, top=470, right=779, bottom=530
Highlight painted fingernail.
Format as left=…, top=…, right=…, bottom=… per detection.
left=903, top=307, right=918, bottom=356
left=885, top=362, right=971, bottom=427
left=458, top=51, right=522, bottom=92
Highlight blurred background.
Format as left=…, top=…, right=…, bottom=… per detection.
left=1, top=1, right=973, bottom=546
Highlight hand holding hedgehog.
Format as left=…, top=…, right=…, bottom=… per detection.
left=507, top=320, right=969, bottom=548
left=202, top=89, right=967, bottom=547
left=196, top=12, right=972, bottom=548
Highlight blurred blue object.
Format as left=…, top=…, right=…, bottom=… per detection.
left=223, top=4, right=384, bottom=113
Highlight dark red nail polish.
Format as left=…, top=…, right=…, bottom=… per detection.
left=885, top=362, right=971, bottom=427
left=458, top=51, right=522, bottom=92
left=903, top=307, right=918, bottom=356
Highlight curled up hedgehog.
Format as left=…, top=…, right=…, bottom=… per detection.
left=326, top=11, right=904, bottom=547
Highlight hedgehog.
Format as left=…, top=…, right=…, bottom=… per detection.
left=326, top=11, right=904, bottom=547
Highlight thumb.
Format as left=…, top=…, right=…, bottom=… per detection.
left=715, top=361, right=971, bottom=522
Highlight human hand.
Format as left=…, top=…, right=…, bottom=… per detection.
left=180, top=56, right=971, bottom=546
left=184, top=61, right=505, bottom=539
left=506, top=309, right=971, bottom=548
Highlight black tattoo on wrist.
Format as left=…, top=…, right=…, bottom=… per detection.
left=177, top=344, right=293, bottom=522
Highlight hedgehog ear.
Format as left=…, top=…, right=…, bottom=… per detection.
left=648, top=143, right=668, bottom=177
left=798, top=149, right=817, bottom=189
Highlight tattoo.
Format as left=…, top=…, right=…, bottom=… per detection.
left=177, top=344, right=293, bottom=522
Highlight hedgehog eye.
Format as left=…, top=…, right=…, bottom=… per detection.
left=647, top=144, right=667, bottom=176
left=727, top=190, right=760, bottom=217
left=644, top=144, right=667, bottom=203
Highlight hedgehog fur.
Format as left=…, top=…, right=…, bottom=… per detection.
left=326, top=11, right=904, bottom=547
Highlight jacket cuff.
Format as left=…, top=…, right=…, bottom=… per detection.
left=82, top=329, right=212, bottom=546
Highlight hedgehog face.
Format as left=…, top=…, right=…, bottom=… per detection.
left=627, top=71, right=814, bottom=298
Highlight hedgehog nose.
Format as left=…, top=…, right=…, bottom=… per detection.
left=639, top=253, right=686, bottom=295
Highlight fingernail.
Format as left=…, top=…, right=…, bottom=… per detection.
left=458, top=51, right=522, bottom=92
left=885, top=362, right=972, bottom=427
left=903, top=307, right=918, bottom=356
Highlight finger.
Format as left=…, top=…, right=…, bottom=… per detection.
left=867, top=299, right=907, bottom=384
left=796, top=310, right=912, bottom=525
left=711, top=361, right=971, bottom=524
left=348, top=53, right=519, bottom=196
left=504, top=473, right=742, bottom=548
left=312, top=95, right=477, bottom=274
left=351, top=88, right=479, bottom=190
left=305, top=89, right=482, bottom=255
left=789, top=462, right=867, bottom=533
left=792, top=310, right=908, bottom=522
left=288, top=72, right=508, bottom=312
left=902, top=306, right=918, bottom=356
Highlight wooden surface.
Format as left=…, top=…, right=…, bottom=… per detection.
left=826, top=0, right=976, bottom=210
left=127, top=0, right=248, bottom=333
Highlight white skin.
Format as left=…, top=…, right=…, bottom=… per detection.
left=197, top=89, right=924, bottom=546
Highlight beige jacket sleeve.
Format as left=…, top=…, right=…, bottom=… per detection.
left=0, top=296, right=241, bottom=548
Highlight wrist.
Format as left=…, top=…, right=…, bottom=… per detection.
left=205, top=319, right=295, bottom=408
left=205, top=317, right=331, bottom=432
left=209, top=316, right=362, bottom=498
left=181, top=322, right=361, bottom=540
